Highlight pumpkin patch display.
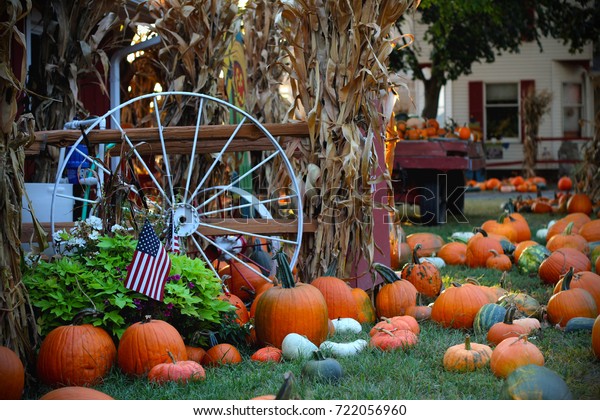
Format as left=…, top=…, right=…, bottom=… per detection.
left=254, top=250, right=329, bottom=349
left=443, top=335, right=492, bottom=372
left=148, top=351, right=206, bottom=384
left=36, top=310, right=117, bottom=387
left=490, top=335, right=545, bottom=378
left=401, top=244, right=442, bottom=298
left=117, top=316, right=187, bottom=376
left=0, top=346, right=25, bottom=399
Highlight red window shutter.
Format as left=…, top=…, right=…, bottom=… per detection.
left=520, top=80, right=535, bottom=142
left=468, top=81, right=484, bottom=138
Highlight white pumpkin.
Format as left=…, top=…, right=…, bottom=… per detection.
left=419, top=256, right=446, bottom=269
left=331, top=318, right=362, bottom=334
left=451, top=231, right=474, bottom=243
left=281, top=333, right=318, bottom=360
left=319, top=339, right=368, bottom=357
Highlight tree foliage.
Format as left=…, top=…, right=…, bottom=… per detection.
left=390, top=0, right=599, bottom=118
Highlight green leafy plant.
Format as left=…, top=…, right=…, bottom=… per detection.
left=23, top=228, right=231, bottom=341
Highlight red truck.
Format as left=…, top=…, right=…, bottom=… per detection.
left=390, top=138, right=485, bottom=226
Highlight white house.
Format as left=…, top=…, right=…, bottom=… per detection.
left=398, top=18, right=597, bottom=179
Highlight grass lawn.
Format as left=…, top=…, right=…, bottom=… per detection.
left=23, top=191, right=600, bottom=400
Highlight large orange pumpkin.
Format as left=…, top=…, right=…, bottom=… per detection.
left=36, top=310, right=117, bottom=387
left=430, top=282, right=489, bottom=329
left=0, top=346, right=24, bottom=399
left=253, top=251, right=329, bottom=349
left=546, top=222, right=590, bottom=255
left=117, top=316, right=187, bottom=376
left=490, top=336, right=544, bottom=378
left=579, top=219, right=600, bottom=243
left=39, top=386, right=114, bottom=400
left=311, top=274, right=358, bottom=320
left=466, top=229, right=504, bottom=268
left=546, top=267, right=598, bottom=328
left=552, top=270, right=600, bottom=310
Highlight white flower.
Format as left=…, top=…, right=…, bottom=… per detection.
left=111, top=224, right=125, bottom=233
left=86, top=216, right=103, bottom=231
left=53, top=230, right=65, bottom=242
left=67, top=237, right=86, bottom=247
left=89, top=231, right=100, bottom=240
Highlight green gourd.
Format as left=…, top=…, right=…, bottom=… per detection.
left=501, top=364, right=572, bottom=400
left=301, top=350, right=343, bottom=383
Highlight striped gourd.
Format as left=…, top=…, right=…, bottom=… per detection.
left=473, top=303, right=507, bottom=335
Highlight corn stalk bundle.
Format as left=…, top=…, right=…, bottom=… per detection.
left=575, top=110, right=600, bottom=200
left=0, top=0, right=40, bottom=368
left=27, top=0, right=123, bottom=182
left=138, top=0, right=240, bottom=189
left=522, top=88, right=552, bottom=178
left=275, top=0, right=417, bottom=280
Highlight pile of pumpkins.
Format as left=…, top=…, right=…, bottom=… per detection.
left=2, top=201, right=600, bottom=399
left=391, top=117, right=474, bottom=142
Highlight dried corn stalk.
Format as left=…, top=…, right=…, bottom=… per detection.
left=576, top=110, right=600, bottom=200
left=27, top=0, right=123, bottom=182
left=522, top=88, right=552, bottom=178
left=0, top=0, right=39, bottom=369
left=275, top=0, right=417, bottom=281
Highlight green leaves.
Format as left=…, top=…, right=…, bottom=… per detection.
left=23, top=233, right=229, bottom=341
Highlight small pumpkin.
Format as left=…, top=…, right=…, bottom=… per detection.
left=331, top=318, right=362, bottom=334
left=319, top=339, right=368, bottom=358
left=517, top=244, right=551, bottom=276
left=185, top=345, right=207, bottom=364
left=487, top=306, right=528, bottom=346
left=369, top=328, right=418, bottom=351
left=490, top=335, right=545, bottom=378
left=0, top=346, right=25, bottom=399
left=401, top=244, right=442, bottom=298
left=203, top=343, right=243, bottom=367
left=373, top=263, right=418, bottom=318
left=437, top=242, right=467, bottom=266
left=486, top=249, right=512, bottom=272
left=301, top=350, right=343, bottom=383
left=501, top=364, right=572, bottom=399
left=148, top=350, right=206, bottom=384
left=566, top=193, right=593, bottom=215
left=443, top=334, right=492, bottom=372
left=251, top=346, right=283, bottom=363
left=281, top=333, right=318, bottom=360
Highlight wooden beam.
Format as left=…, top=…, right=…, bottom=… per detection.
left=20, top=219, right=318, bottom=244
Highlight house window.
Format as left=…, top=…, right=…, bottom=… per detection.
left=562, top=82, right=582, bottom=138
left=485, top=83, right=519, bottom=140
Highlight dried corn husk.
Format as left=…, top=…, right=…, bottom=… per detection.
left=275, top=0, right=418, bottom=281
left=1, top=0, right=39, bottom=369
left=522, top=88, right=552, bottom=178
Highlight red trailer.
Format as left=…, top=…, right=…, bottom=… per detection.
left=390, top=138, right=485, bottom=225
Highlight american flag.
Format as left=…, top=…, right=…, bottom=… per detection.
left=165, top=221, right=181, bottom=254
left=125, top=219, right=172, bottom=301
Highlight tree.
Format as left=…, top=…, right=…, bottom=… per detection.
left=390, top=0, right=600, bottom=119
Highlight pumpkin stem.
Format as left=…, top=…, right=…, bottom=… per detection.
left=374, top=327, right=396, bottom=337
left=503, top=305, right=517, bottom=325
left=563, top=222, right=575, bottom=236
left=412, top=244, right=422, bottom=265
left=142, top=314, right=153, bottom=324
left=166, top=349, right=177, bottom=364
left=275, top=371, right=296, bottom=400
left=489, top=249, right=500, bottom=257
left=274, top=249, right=296, bottom=289
left=473, top=227, right=488, bottom=237
left=312, top=350, right=327, bottom=361
left=464, top=334, right=471, bottom=351
left=560, top=267, right=575, bottom=291
left=71, top=308, right=103, bottom=325
left=372, top=262, right=402, bottom=284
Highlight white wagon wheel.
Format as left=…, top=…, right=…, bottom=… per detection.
left=50, top=92, right=303, bottom=281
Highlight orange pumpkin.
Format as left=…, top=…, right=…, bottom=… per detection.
left=546, top=267, right=598, bottom=327
left=0, top=346, right=24, bottom=399
left=579, top=219, right=600, bottom=243
left=437, top=242, right=467, bottom=266
left=253, top=251, right=329, bottom=349
left=311, top=274, right=359, bottom=320
left=39, top=386, right=114, bottom=400
left=557, top=176, right=573, bottom=191
left=401, top=244, right=442, bottom=298
left=490, top=335, right=544, bottom=378
left=351, top=287, right=377, bottom=324
left=251, top=346, right=283, bottom=363
left=430, top=282, right=489, bottom=329
left=546, top=222, right=590, bottom=255
left=486, top=249, right=513, bottom=272
left=219, top=292, right=250, bottom=325
left=566, top=193, right=593, bottom=215
left=220, top=260, right=272, bottom=303
left=538, top=247, right=591, bottom=285
left=148, top=351, right=206, bottom=384
left=486, top=306, right=527, bottom=346
left=466, top=229, right=504, bottom=268
left=406, top=233, right=445, bottom=257
left=203, top=343, right=243, bottom=366
left=553, top=270, right=600, bottom=310
left=185, top=346, right=207, bottom=364
left=373, top=263, right=418, bottom=318
left=117, top=316, right=187, bottom=376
